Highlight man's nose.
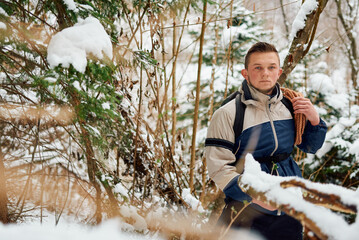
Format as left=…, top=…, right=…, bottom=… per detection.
left=263, top=68, right=270, bottom=76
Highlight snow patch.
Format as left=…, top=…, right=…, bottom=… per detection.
left=0, top=22, right=6, bottom=30
left=102, top=102, right=111, bottom=110
left=47, top=17, right=113, bottom=73
left=349, top=139, right=359, bottom=159
left=308, top=73, right=335, bottom=93
left=0, top=219, right=159, bottom=240
left=325, top=93, right=348, bottom=110
left=0, top=7, right=8, bottom=16
left=119, top=206, right=148, bottom=232
left=114, top=183, right=129, bottom=198
left=63, top=0, right=78, bottom=12
left=181, top=188, right=204, bottom=213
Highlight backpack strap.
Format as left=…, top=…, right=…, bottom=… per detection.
left=205, top=92, right=245, bottom=153
left=221, top=91, right=240, bottom=107
left=233, top=92, right=246, bottom=142
left=228, top=93, right=293, bottom=146
left=280, top=96, right=294, bottom=118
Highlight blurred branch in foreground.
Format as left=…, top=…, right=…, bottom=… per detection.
left=0, top=104, right=74, bottom=125
left=238, top=154, right=359, bottom=240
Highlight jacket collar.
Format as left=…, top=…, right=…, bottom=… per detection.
left=240, top=80, right=283, bottom=106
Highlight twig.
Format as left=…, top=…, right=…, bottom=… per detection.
left=218, top=201, right=251, bottom=240
left=142, top=0, right=300, bottom=33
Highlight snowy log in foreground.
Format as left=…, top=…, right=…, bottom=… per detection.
left=239, top=154, right=359, bottom=240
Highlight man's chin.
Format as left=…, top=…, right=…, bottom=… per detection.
left=258, top=88, right=275, bottom=95
left=247, top=80, right=276, bottom=95
left=253, top=86, right=275, bottom=95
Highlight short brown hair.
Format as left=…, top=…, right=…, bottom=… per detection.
left=244, top=42, right=279, bottom=69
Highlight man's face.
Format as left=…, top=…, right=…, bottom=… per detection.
left=241, top=52, right=282, bottom=95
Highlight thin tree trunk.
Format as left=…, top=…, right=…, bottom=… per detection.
left=0, top=152, right=8, bottom=223
left=80, top=124, right=102, bottom=224
left=224, top=0, right=234, bottom=99
left=65, top=75, right=103, bottom=224
left=189, top=0, right=207, bottom=192
left=171, top=17, right=177, bottom=155
left=160, top=16, right=168, bottom=123
left=208, top=21, right=219, bottom=121
left=200, top=157, right=207, bottom=202
left=132, top=2, right=144, bottom=203
left=159, top=0, right=191, bottom=114
left=335, top=0, right=359, bottom=104
left=158, top=1, right=192, bottom=158
left=279, top=0, right=290, bottom=39
left=122, top=2, right=149, bottom=57
left=202, top=16, right=220, bottom=202
left=40, top=162, right=46, bottom=223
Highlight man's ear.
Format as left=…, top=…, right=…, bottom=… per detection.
left=241, top=69, right=248, bottom=80
left=278, top=68, right=283, bottom=78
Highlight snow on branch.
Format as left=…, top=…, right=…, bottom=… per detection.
left=47, top=17, right=113, bottom=73
left=289, top=0, right=319, bottom=40
left=238, top=154, right=359, bottom=240
left=279, top=0, right=329, bottom=85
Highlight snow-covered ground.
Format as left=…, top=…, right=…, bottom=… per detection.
left=0, top=219, right=162, bottom=240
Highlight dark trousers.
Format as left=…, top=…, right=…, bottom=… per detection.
left=217, top=201, right=303, bottom=240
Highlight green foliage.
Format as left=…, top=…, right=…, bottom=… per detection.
left=0, top=0, right=136, bottom=212
left=271, top=162, right=279, bottom=172
left=230, top=205, right=238, bottom=214
left=134, top=50, right=159, bottom=68
left=0, top=0, right=136, bottom=149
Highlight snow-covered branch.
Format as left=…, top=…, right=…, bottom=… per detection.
left=238, top=154, right=359, bottom=240
left=279, top=0, right=329, bottom=85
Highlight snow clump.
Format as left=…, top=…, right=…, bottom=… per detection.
left=47, top=17, right=113, bottom=73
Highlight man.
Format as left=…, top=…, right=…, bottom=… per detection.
left=205, top=42, right=327, bottom=240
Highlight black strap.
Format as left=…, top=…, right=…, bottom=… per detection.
left=210, top=91, right=293, bottom=154
left=281, top=96, right=294, bottom=118
left=221, top=91, right=240, bottom=107
left=255, top=152, right=291, bottom=163
left=233, top=92, right=246, bottom=141
left=205, top=138, right=234, bottom=152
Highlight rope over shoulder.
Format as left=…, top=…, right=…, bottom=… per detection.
left=281, top=87, right=306, bottom=145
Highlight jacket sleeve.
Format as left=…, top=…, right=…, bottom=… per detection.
left=297, top=118, right=328, bottom=153
left=205, top=106, right=252, bottom=202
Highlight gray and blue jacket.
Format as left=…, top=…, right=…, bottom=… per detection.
left=205, top=80, right=327, bottom=214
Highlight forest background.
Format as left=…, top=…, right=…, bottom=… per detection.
left=0, top=0, right=359, bottom=239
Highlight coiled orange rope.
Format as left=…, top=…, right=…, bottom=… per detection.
left=281, top=88, right=306, bottom=145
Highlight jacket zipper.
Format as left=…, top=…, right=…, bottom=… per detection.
left=265, top=99, right=278, bottom=156
left=268, top=100, right=281, bottom=216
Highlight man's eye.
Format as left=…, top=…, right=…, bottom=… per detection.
left=255, top=67, right=261, bottom=70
